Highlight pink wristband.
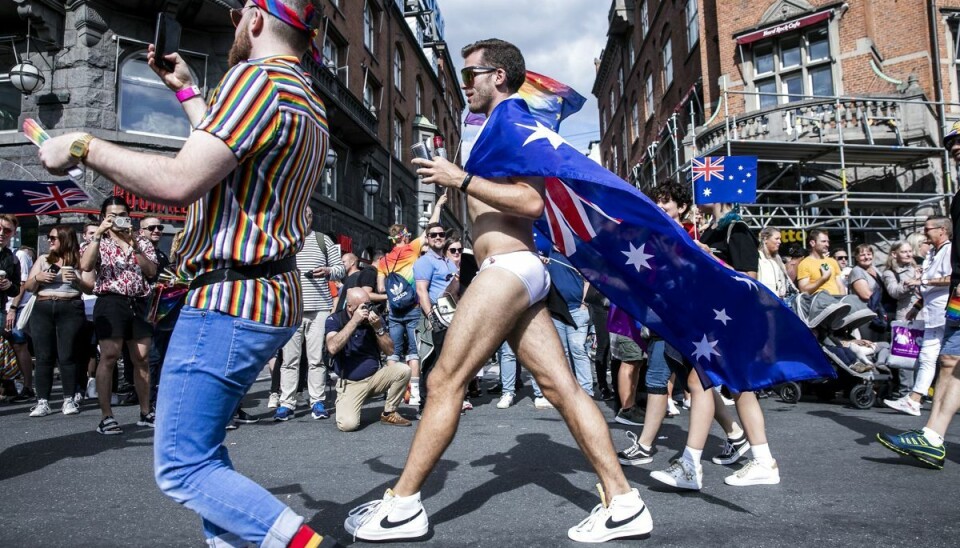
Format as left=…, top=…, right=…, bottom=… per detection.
left=175, top=85, right=201, bottom=103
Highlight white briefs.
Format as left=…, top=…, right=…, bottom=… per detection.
left=478, top=250, right=551, bottom=305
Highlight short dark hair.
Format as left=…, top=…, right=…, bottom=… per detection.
left=424, top=222, right=444, bottom=234
left=649, top=181, right=692, bottom=216
left=461, top=38, right=526, bottom=93
left=99, top=196, right=129, bottom=218
left=807, top=229, right=828, bottom=248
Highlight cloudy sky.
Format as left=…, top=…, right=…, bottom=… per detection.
left=439, top=1, right=610, bottom=152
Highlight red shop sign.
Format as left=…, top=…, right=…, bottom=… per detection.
left=735, top=11, right=832, bottom=45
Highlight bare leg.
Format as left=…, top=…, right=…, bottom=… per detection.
left=513, top=305, right=631, bottom=499
left=97, top=338, right=123, bottom=418
left=393, top=269, right=531, bottom=496
left=712, top=391, right=738, bottom=435
left=408, top=359, right=420, bottom=381
left=685, top=370, right=715, bottom=451
left=638, top=394, right=667, bottom=447
left=617, top=361, right=639, bottom=409
left=927, top=355, right=960, bottom=437
left=127, top=338, right=153, bottom=415
left=13, top=343, right=32, bottom=390
left=733, top=392, right=768, bottom=446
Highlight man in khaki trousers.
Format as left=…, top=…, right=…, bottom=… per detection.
left=325, top=288, right=412, bottom=431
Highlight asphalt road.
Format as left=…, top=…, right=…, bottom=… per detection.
left=1, top=370, right=958, bottom=547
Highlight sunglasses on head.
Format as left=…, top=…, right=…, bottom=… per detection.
left=460, top=65, right=498, bottom=87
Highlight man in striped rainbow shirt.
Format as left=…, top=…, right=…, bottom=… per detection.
left=38, top=1, right=337, bottom=546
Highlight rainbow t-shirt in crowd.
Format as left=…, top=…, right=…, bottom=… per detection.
left=377, top=237, right=424, bottom=313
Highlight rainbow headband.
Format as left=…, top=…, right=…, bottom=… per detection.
left=250, top=0, right=322, bottom=63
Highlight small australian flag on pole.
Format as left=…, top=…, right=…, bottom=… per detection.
left=692, top=156, right=758, bottom=205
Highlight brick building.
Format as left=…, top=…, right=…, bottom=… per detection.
left=594, top=0, right=960, bottom=246
left=0, top=0, right=464, bottom=260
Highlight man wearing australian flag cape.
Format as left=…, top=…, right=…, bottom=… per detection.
left=344, top=39, right=653, bottom=544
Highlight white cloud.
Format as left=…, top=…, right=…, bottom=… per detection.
left=441, top=0, right=608, bottom=151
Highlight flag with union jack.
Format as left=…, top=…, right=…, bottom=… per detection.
left=0, top=179, right=90, bottom=214
left=692, top=156, right=758, bottom=205
left=464, top=97, right=832, bottom=392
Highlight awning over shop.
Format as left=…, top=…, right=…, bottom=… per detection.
left=735, top=10, right=832, bottom=45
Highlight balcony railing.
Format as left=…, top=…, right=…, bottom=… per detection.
left=302, top=55, right=378, bottom=138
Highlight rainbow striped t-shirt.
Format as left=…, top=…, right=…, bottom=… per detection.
left=178, top=56, right=328, bottom=327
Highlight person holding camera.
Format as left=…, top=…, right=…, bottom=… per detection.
left=80, top=196, right=158, bottom=435
left=325, top=288, right=411, bottom=431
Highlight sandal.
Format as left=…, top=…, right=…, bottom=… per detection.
left=97, top=416, right=123, bottom=435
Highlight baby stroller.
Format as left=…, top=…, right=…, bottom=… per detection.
left=776, top=294, right=880, bottom=409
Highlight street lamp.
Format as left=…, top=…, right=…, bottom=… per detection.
left=325, top=148, right=338, bottom=170
left=8, top=60, right=44, bottom=95
left=363, top=176, right=380, bottom=195
left=418, top=215, right=429, bottom=229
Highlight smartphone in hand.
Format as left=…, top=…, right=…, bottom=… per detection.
left=154, top=12, right=182, bottom=71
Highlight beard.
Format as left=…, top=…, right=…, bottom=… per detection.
left=227, top=29, right=252, bottom=67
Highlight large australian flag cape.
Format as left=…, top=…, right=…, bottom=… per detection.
left=464, top=97, right=833, bottom=392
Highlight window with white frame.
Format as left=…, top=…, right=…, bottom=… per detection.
left=394, top=192, right=404, bottom=225
left=640, top=1, right=649, bottom=39
left=118, top=55, right=193, bottom=138
left=364, top=2, right=376, bottom=52
left=618, top=67, right=624, bottom=98
left=415, top=78, right=423, bottom=115
left=621, top=116, right=628, bottom=164
left=393, top=113, right=403, bottom=157
left=364, top=78, right=380, bottom=116
left=394, top=47, right=403, bottom=92
left=629, top=39, right=636, bottom=68
left=686, top=0, right=699, bottom=51
left=751, top=25, right=834, bottom=109
left=662, top=36, right=673, bottom=89
left=631, top=99, right=640, bottom=141
left=609, top=89, right=615, bottom=110
left=645, top=73, right=654, bottom=119
left=321, top=152, right=337, bottom=200
left=612, top=143, right=619, bottom=174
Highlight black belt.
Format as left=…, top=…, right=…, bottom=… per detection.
left=188, top=256, right=298, bottom=290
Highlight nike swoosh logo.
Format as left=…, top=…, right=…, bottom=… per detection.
left=380, top=508, right=424, bottom=529
left=605, top=506, right=645, bottom=529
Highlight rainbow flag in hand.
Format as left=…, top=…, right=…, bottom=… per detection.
left=464, top=70, right=586, bottom=131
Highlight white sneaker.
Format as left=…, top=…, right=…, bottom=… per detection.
left=681, top=397, right=691, bottom=410
left=62, top=397, right=80, bottom=415
left=29, top=399, right=52, bottom=417
left=717, top=388, right=735, bottom=406
left=724, top=458, right=780, bottom=486
left=650, top=460, right=702, bottom=490
left=86, top=378, right=98, bottom=399
left=666, top=399, right=680, bottom=417
left=534, top=397, right=554, bottom=409
left=883, top=396, right=921, bottom=417
left=267, top=392, right=280, bottom=409
left=496, top=393, right=515, bottom=409
left=74, top=392, right=84, bottom=405
left=568, top=487, right=653, bottom=542
left=344, top=489, right=429, bottom=541
left=408, top=392, right=421, bottom=407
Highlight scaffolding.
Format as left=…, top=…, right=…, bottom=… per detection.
left=634, top=87, right=956, bottom=254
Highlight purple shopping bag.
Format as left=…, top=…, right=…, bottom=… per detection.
left=889, top=320, right=923, bottom=368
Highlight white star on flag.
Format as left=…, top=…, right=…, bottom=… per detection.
left=692, top=334, right=721, bottom=362
left=714, top=309, right=732, bottom=325
left=703, top=188, right=712, bottom=197
left=516, top=121, right=568, bottom=150
left=737, top=189, right=743, bottom=194
left=728, top=175, right=734, bottom=180
left=622, top=242, right=653, bottom=271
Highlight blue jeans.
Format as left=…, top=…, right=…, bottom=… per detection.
left=154, top=307, right=300, bottom=547
left=552, top=307, right=594, bottom=396
left=645, top=340, right=670, bottom=395
left=499, top=341, right=517, bottom=395
left=387, top=307, right=421, bottom=362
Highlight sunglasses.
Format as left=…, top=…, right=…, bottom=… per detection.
left=230, top=5, right=257, bottom=27
left=834, top=256, right=848, bottom=260
left=47, top=235, right=59, bottom=241
left=428, top=232, right=447, bottom=238
left=447, top=247, right=463, bottom=254
left=460, top=65, right=498, bottom=87
left=142, top=225, right=164, bottom=232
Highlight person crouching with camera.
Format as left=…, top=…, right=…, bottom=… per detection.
left=80, top=196, right=158, bottom=435
left=325, top=287, right=411, bottom=431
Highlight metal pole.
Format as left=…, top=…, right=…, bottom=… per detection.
left=723, top=87, right=732, bottom=157
left=836, top=98, right=853, bottom=257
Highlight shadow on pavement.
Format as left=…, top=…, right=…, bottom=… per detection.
left=0, top=427, right=154, bottom=481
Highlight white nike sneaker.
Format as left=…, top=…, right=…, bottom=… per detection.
left=568, top=486, right=653, bottom=543
left=344, top=489, right=429, bottom=541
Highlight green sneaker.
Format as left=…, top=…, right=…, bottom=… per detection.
left=614, top=406, right=644, bottom=427
left=877, top=430, right=945, bottom=470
